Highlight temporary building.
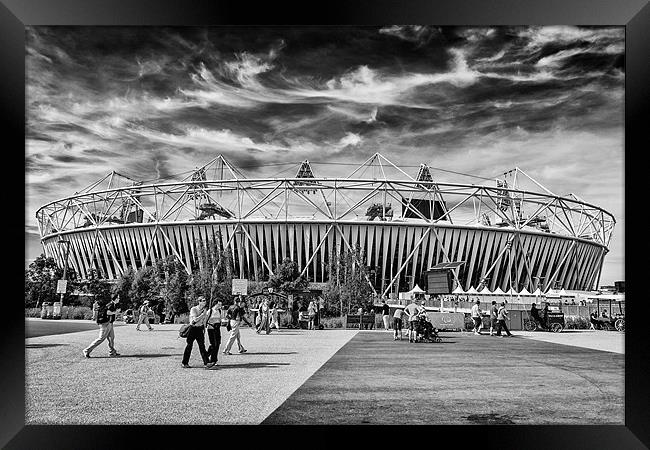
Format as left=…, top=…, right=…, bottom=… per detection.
left=452, top=286, right=465, bottom=294
left=407, top=284, right=426, bottom=294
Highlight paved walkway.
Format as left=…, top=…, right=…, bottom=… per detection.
left=26, top=318, right=124, bottom=338
left=26, top=324, right=356, bottom=424
left=25, top=324, right=624, bottom=425
left=516, top=329, right=624, bottom=354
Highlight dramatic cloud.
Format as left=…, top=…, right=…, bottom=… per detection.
left=25, top=26, right=624, bottom=283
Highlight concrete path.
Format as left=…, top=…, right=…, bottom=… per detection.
left=26, top=318, right=124, bottom=338
left=516, top=329, right=624, bottom=354
left=26, top=324, right=357, bottom=424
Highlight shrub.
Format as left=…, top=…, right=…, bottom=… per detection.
left=320, top=316, right=344, bottom=328
left=25, top=306, right=94, bottom=320
left=565, top=315, right=590, bottom=329
left=61, top=306, right=93, bottom=320
left=25, top=308, right=41, bottom=318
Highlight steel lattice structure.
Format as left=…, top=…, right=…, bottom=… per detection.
left=36, top=153, right=616, bottom=295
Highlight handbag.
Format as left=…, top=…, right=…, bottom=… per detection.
left=178, top=323, right=192, bottom=338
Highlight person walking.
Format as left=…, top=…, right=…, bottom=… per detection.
left=307, top=300, right=318, bottom=330
left=269, top=300, right=280, bottom=331
left=205, top=300, right=223, bottom=369
left=317, top=296, right=325, bottom=328
left=530, top=303, right=542, bottom=330
left=83, top=294, right=120, bottom=358
left=136, top=300, right=154, bottom=331
left=357, top=305, right=364, bottom=330
left=404, top=297, right=421, bottom=343
left=540, top=302, right=550, bottom=330
left=489, top=300, right=498, bottom=336
left=381, top=300, right=391, bottom=331
left=181, top=296, right=210, bottom=368
left=291, top=298, right=300, bottom=328
left=392, top=307, right=405, bottom=340
left=257, top=298, right=271, bottom=334
left=471, top=299, right=483, bottom=335
left=496, top=301, right=513, bottom=337
left=223, top=296, right=252, bottom=355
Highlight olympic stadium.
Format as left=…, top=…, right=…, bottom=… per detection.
left=35, top=153, right=616, bottom=297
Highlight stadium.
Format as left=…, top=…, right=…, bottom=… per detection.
left=35, top=153, right=616, bottom=297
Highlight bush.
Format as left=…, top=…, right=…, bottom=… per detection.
left=565, top=315, right=590, bottom=329
left=62, top=306, right=93, bottom=320
left=25, top=306, right=94, bottom=320
left=25, top=308, right=41, bottom=318
left=320, top=316, right=344, bottom=328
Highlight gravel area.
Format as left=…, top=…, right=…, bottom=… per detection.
left=26, top=324, right=357, bottom=424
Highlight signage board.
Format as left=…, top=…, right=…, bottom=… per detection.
left=426, top=312, right=465, bottom=330
left=427, top=270, right=452, bottom=294
left=232, top=279, right=248, bottom=295
left=56, top=280, right=68, bottom=294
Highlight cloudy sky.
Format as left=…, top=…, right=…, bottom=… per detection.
left=25, top=26, right=624, bottom=285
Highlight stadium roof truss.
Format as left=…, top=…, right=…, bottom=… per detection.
left=36, top=153, right=616, bottom=294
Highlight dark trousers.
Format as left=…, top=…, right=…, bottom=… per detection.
left=182, top=325, right=208, bottom=365
left=206, top=324, right=221, bottom=363
left=496, top=319, right=512, bottom=336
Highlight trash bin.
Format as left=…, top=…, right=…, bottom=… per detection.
left=52, top=301, right=62, bottom=320
left=40, top=302, right=53, bottom=319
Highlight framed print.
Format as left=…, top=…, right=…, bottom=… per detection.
left=4, top=0, right=649, bottom=448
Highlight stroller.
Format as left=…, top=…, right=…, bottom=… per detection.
left=413, top=313, right=442, bottom=343
left=122, top=309, right=135, bottom=324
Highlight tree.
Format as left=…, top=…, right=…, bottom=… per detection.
left=267, top=258, right=308, bottom=293
left=325, top=247, right=374, bottom=315
left=113, top=266, right=136, bottom=309
left=85, top=269, right=112, bottom=304
left=25, top=253, right=79, bottom=308
left=129, top=265, right=160, bottom=307
left=157, top=256, right=190, bottom=317
left=189, top=239, right=235, bottom=308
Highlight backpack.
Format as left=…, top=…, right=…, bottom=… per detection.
left=178, top=323, right=192, bottom=338
left=94, top=303, right=109, bottom=324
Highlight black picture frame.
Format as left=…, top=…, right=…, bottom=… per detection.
left=4, top=0, right=648, bottom=448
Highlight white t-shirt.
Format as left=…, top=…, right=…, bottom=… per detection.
left=471, top=304, right=481, bottom=318
left=206, top=306, right=222, bottom=325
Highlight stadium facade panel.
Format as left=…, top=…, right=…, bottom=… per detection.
left=36, top=154, right=615, bottom=295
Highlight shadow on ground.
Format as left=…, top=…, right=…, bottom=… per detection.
left=91, top=353, right=182, bottom=358
left=246, top=352, right=298, bottom=355
left=25, top=343, right=69, bottom=349
left=218, top=362, right=291, bottom=369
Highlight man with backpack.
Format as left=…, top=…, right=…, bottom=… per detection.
left=83, top=294, right=120, bottom=358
